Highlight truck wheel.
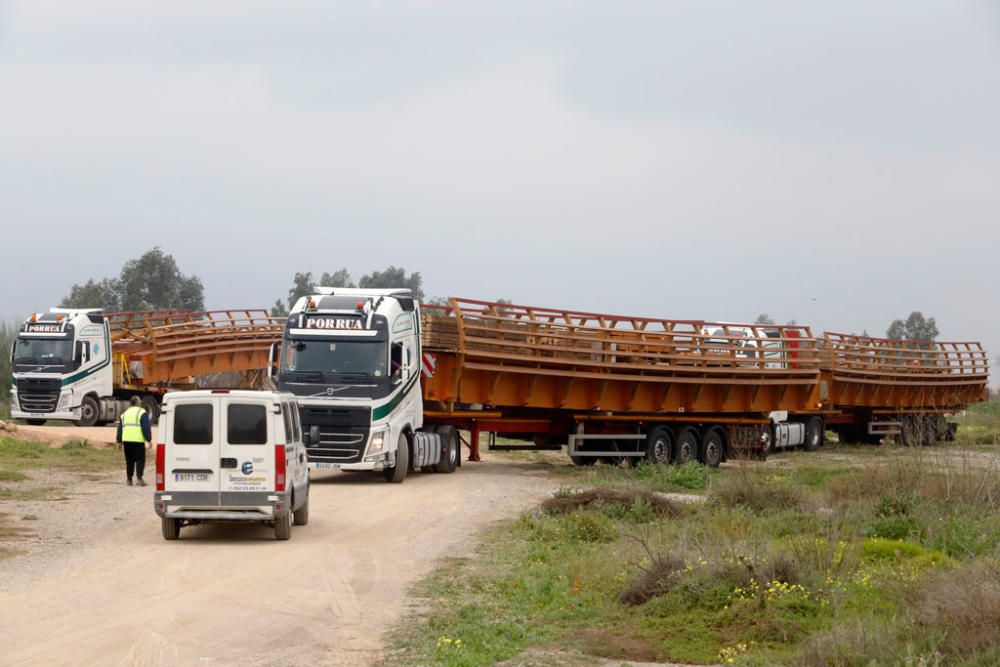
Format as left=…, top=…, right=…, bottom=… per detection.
left=25, top=419, right=47, bottom=426
left=77, top=395, right=100, bottom=427
left=140, top=395, right=160, bottom=423
left=161, top=517, right=181, bottom=540
left=293, top=494, right=310, bottom=526
left=759, top=425, right=773, bottom=460
left=699, top=428, right=725, bottom=468
left=434, top=425, right=459, bottom=474
left=804, top=417, right=823, bottom=451
left=674, top=427, right=699, bottom=465
left=383, top=431, right=409, bottom=483
left=645, top=426, right=673, bottom=465
left=274, top=510, right=292, bottom=540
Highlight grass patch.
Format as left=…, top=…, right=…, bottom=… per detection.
left=0, top=436, right=118, bottom=474
left=389, top=442, right=1000, bottom=666
left=0, top=469, right=27, bottom=482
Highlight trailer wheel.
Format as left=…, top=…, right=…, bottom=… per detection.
left=434, top=425, right=459, bottom=474
left=77, top=395, right=100, bottom=427
left=161, top=517, right=181, bottom=540
left=645, top=426, right=673, bottom=465
left=675, top=427, right=699, bottom=465
left=274, top=510, right=292, bottom=540
left=570, top=455, right=597, bottom=466
left=383, top=431, right=410, bottom=483
left=699, top=428, right=725, bottom=468
left=804, top=417, right=823, bottom=451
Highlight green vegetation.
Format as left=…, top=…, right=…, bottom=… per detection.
left=0, top=437, right=118, bottom=493
left=955, top=400, right=1000, bottom=446
left=389, top=448, right=1000, bottom=666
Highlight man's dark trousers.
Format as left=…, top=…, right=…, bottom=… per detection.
left=123, top=442, right=146, bottom=481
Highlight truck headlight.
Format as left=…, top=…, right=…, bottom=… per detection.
left=9, top=392, right=17, bottom=411
left=57, top=393, right=70, bottom=410
left=367, top=429, right=387, bottom=455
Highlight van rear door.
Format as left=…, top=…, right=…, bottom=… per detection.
left=165, top=396, right=220, bottom=501
left=220, top=397, right=276, bottom=497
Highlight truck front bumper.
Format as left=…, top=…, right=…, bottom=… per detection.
left=154, top=491, right=292, bottom=521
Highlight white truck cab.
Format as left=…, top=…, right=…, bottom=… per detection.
left=154, top=390, right=310, bottom=541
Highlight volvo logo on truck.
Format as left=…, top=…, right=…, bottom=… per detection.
left=305, top=317, right=363, bottom=330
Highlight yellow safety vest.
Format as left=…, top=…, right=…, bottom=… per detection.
left=120, top=406, right=147, bottom=443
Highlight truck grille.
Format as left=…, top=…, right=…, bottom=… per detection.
left=299, top=405, right=372, bottom=464
left=17, top=378, right=61, bottom=414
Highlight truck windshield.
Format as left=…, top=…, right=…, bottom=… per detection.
left=281, top=339, right=387, bottom=377
left=13, top=338, right=73, bottom=366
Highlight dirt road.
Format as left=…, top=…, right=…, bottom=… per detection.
left=0, top=454, right=560, bottom=666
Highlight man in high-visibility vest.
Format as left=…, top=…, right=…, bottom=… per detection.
left=116, top=396, right=153, bottom=486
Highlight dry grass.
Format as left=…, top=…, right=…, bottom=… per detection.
left=710, top=464, right=811, bottom=512
left=542, top=488, right=682, bottom=519
left=910, top=561, right=1000, bottom=656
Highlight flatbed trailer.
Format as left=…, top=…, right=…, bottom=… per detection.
left=417, top=299, right=989, bottom=465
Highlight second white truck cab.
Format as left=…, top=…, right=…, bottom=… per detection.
left=154, top=389, right=310, bottom=541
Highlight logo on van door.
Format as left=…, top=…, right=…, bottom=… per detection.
left=241, top=461, right=254, bottom=475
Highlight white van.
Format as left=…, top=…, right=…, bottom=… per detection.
left=153, top=390, right=310, bottom=541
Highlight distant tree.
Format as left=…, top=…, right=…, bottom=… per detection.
left=886, top=311, right=939, bottom=341
left=271, top=299, right=288, bottom=318
left=755, top=314, right=775, bottom=325
left=60, top=247, right=204, bottom=312
left=285, top=272, right=316, bottom=312
left=425, top=297, right=451, bottom=306
left=785, top=319, right=797, bottom=326
left=61, top=278, right=122, bottom=312
left=359, top=266, right=424, bottom=300
left=319, top=269, right=355, bottom=288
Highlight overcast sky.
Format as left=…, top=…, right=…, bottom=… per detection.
left=1, top=1, right=998, bottom=366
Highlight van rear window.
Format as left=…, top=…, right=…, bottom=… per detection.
left=174, top=404, right=213, bottom=445
left=228, top=404, right=267, bottom=445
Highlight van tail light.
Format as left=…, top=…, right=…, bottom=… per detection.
left=275, top=444, right=287, bottom=492
left=155, top=444, right=165, bottom=491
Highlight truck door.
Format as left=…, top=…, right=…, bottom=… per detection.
left=165, top=397, right=220, bottom=502
left=220, top=397, right=275, bottom=498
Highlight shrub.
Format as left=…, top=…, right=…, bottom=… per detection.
left=559, top=511, right=617, bottom=543
left=865, top=516, right=920, bottom=541
left=910, top=561, right=1000, bottom=657
left=542, top=488, right=682, bottom=519
left=860, top=538, right=950, bottom=567
left=710, top=466, right=810, bottom=513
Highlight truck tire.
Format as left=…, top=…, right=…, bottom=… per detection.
left=140, top=395, right=160, bottom=423
left=25, top=419, right=47, bottom=426
left=804, top=416, right=823, bottom=451
left=383, top=431, right=409, bottom=483
left=434, top=425, right=459, bottom=474
left=645, top=426, right=673, bottom=465
left=274, top=510, right=292, bottom=540
left=570, top=455, right=597, bottom=466
left=161, top=517, right=181, bottom=540
left=758, top=425, right=773, bottom=461
left=674, top=427, right=699, bottom=465
left=293, top=494, right=309, bottom=526
left=699, top=428, right=725, bottom=468
left=77, top=395, right=100, bottom=427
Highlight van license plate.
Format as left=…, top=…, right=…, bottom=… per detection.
left=174, top=473, right=210, bottom=482
left=314, top=462, right=341, bottom=469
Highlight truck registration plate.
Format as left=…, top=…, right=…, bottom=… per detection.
left=174, top=473, right=210, bottom=482
left=314, top=462, right=341, bottom=469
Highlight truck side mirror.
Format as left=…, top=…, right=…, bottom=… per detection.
left=268, top=342, right=279, bottom=379
left=304, top=425, right=320, bottom=445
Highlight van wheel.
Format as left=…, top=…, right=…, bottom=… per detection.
left=700, top=428, right=725, bottom=468
left=293, top=495, right=309, bottom=526
left=675, top=427, right=699, bottom=465
left=274, top=510, right=292, bottom=540
left=645, top=426, right=673, bottom=465
left=804, top=417, right=824, bottom=451
left=384, top=432, right=409, bottom=483
left=161, top=517, right=181, bottom=540
left=77, top=395, right=100, bottom=427
left=434, top=426, right=459, bottom=474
